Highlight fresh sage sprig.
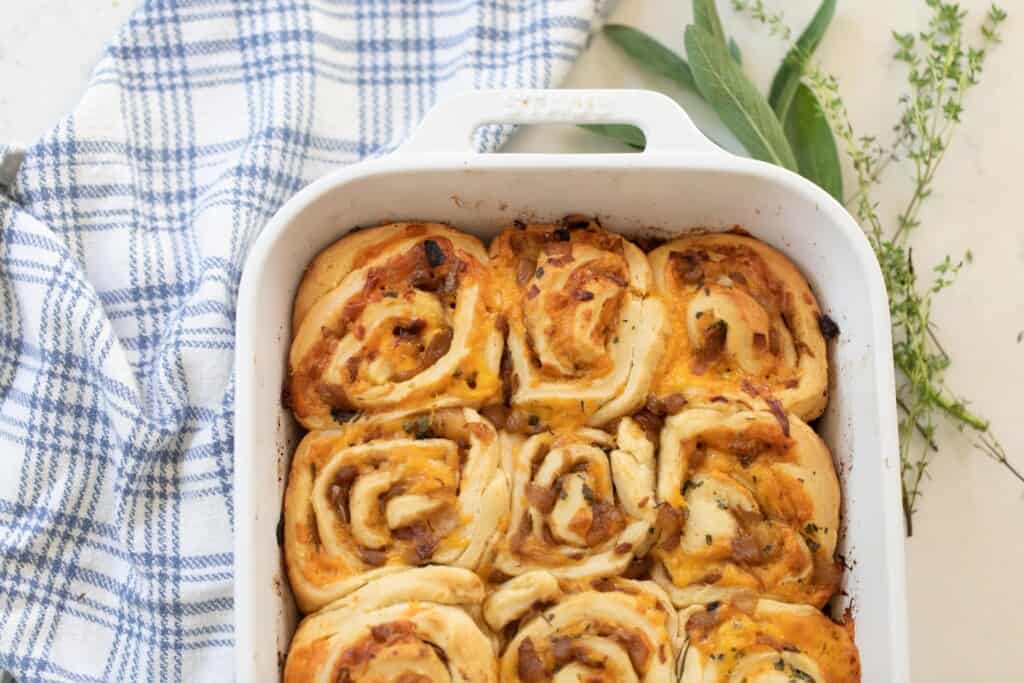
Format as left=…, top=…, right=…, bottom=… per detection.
left=793, top=2, right=1019, bottom=533
left=783, top=83, right=842, bottom=201
left=602, top=24, right=698, bottom=91
left=694, top=0, right=728, bottom=43
left=685, top=24, right=798, bottom=170
left=767, top=0, right=836, bottom=122
left=760, top=0, right=843, bottom=199
left=596, top=0, right=1018, bottom=532
left=600, top=0, right=842, bottom=199
left=579, top=123, right=646, bottom=150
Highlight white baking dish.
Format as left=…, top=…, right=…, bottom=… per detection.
left=234, top=89, right=909, bottom=682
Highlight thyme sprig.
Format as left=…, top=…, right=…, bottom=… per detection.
left=598, top=0, right=1019, bottom=532
left=737, top=1, right=1019, bottom=533
left=731, top=0, right=791, bottom=40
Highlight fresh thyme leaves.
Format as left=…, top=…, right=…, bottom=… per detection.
left=790, top=2, right=1021, bottom=533
left=731, top=0, right=791, bottom=40
left=589, top=0, right=1019, bottom=532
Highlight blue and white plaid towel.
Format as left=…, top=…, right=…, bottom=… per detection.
left=0, top=1, right=608, bottom=679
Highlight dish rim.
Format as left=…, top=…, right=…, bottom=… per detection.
left=234, top=89, right=909, bottom=682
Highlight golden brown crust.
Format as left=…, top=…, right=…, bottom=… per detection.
left=284, top=567, right=498, bottom=683
left=284, top=408, right=508, bottom=613
left=677, top=598, right=860, bottom=682
left=279, top=221, right=856, bottom=683
left=489, top=219, right=666, bottom=430
left=652, top=408, right=841, bottom=609
left=288, top=222, right=503, bottom=429
left=648, top=233, right=829, bottom=421
left=483, top=571, right=680, bottom=682
left=486, top=418, right=657, bottom=582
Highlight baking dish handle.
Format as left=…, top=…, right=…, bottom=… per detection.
left=397, top=89, right=720, bottom=156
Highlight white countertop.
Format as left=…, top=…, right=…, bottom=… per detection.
left=3, top=1, right=1022, bottom=679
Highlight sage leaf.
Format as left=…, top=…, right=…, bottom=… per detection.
left=784, top=83, right=843, bottom=200
left=578, top=124, right=646, bottom=150
left=684, top=24, right=798, bottom=170
left=693, top=0, right=727, bottom=44
left=582, top=122, right=736, bottom=153
left=729, top=37, right=743, bottom=64
left=603, top=24, right=698, bottom=92
left=769, top=0, right=837, bottom=122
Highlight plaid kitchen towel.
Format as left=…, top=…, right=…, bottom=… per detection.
left=0, top=1, right=609, bottom=680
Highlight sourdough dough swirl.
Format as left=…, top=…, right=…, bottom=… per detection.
left=490, top=219, right=665, bottom=428
left=284, top=408, right=508, bottom=613
left=648, top=233, right=829, bottom=421
left=677, top=598, right=860, bottom=682
left=652, top=408, right=841, bottom=609
left=487, top=418, right=657, bottom=581
left=483, top=571, right=680, bottom=682
left=284, top=567, right=498, bottom=682
left=281, top=220, right=859, bottom=682
left=288, top=222, right=503, bottom=430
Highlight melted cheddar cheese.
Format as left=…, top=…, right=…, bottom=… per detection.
left=648, top=233, right=828, bottom=421
left=490, top=219, right=665, bottom=430
left=288, top=223, right=503, bottom=430
left=679, top=599, right=860, bottom=682
left=283, top=408, right=508, bottom=613
left=653, top=409, right=841, bottom=609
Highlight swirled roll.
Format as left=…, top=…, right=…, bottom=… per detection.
left=677, top=598, right=860, bottom=682
left=648, top=232, right=829, bottom=421
left=651, top=408, right=841, bottom=609
left=484, top=571, right=680, bottom=682
left=284, top=408, right=509, bottom=613
left=487, top=418, right=657, bottom=581
left=490, top=218, right=666, bottom=428
left=284, top=566, right=498, bottom=682
left=289, top=222, right=503, bottom=429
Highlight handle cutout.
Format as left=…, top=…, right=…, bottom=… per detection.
left=475, top=123, right=645, bottom=154
left=399, top=90, right=717, bottom=156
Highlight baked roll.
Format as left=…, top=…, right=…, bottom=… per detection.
left=487, top=418, right=657, bottom=581
left=678, top=597, right=860, bottom=682
left=490, top=218, right=665, bottom=428
left=651, top=408, right=841, bottom=608
left=648, top=232, right=829, bottom=421
left=484, top=571, right=680, bottom=682
left=284, top=566, right=498, bottom=682
left=289, top=222, right=503, bottom=430
left=284, top=408, right=508, bottom=613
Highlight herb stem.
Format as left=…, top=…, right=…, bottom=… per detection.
left=902, top=479, right=914, bottom=537
left=722, top=0, right=1017, bottom=530
left=978, top=434, right=1024, bottom=484
left=932, top=392, right=987, bottom=431
left=926, top=324, right=949, bottom=362
left=896, top=398, right=939, bottom=452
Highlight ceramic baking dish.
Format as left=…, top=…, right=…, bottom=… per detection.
left=234, top=89, right=909, bottom=682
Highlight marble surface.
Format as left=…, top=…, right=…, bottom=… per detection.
left=2, top=1, right=1022, bottom=679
